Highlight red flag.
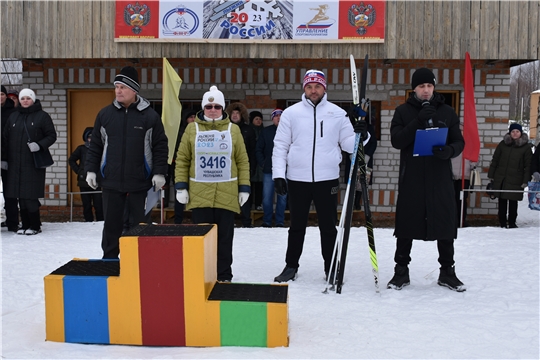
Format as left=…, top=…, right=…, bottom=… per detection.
left=462, top=52, right=480, bottom=162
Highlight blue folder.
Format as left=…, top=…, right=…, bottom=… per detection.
left=413, top=128, right=449, bottom=156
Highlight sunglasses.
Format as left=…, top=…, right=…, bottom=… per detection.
left=204, top=105, right=223, bottom=110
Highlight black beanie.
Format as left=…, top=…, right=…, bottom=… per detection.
left=1, top=85, right=7, bottom=95
left=249, top=111, right=263, bottom=122
left=509, top=123, right=523, bottom=134
left=411, top=68, right=436, bottom=89
left=114, top=66, right=140, bottom=93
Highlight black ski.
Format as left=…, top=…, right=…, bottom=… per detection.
left=335, top=54, right=370, bottom=294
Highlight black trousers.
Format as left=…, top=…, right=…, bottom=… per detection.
left=1, top=168, right=19, bottom=230
left=80, top=186, right=104, bottom=222
left=101, top=189, right=147, bottom=259
left=191, top=207, right=235, bottom=281
left=285, top=179, right=339, bottom=274
left=498, top=198, right=518, bottom=226
left=252, top=181, right=263, bottom=207
left=19, top=198, right=41, bottom=230
left=394, top=238, right=455, bottom=268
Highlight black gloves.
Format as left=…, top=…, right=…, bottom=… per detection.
left=418, top=105, right=436, bottom=124
left=347, top=104, right=367, bottom=123
left=353, top=120, right=368, bottom=140
left=274, top=178, right=287, bottom=196
left=432, top=145, right=454, bottom=160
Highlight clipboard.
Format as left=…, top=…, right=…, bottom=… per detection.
left=145, top=187, right=161, bottom=215
left=413, top=127, right=449, bottom=156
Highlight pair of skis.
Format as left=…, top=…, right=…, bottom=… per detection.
left=323, top=54, right=380, bottom=294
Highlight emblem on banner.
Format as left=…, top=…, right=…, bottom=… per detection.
left=348, top=2, right=376, bottom=36
left=162, top=5, right=200, bottom=36
left=124, top=2, right=152, bottom=35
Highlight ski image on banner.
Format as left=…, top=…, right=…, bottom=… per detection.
left=323, top=54, right=379, bottom=294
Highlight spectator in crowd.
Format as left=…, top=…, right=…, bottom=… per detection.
left=85, top=66, right=168, bottom=258
left=175, top=85, right=250, bottom=282
left=167, top=109, right=197, bottom=224
left=255, top=108, right=287, bottom=228
left=1, top=85, right=19, bottom=232
left=531, top=142, right=540, bottom=182
left=272, top=70, right=368, bottom=283
left=388, top=68, right=466, bottom=292
left=68, top=127, right=104, bottom=222
left=451, top=153, right=475, bottom=227
left=7, top=90, right=19, bottom=107
left=488, top=123, right=532, bottom=228
left=225, top=102, right=256, bottom=227
left=249, top=110, right=264, bottom=211
left=2, top=88, right=57, bottom=235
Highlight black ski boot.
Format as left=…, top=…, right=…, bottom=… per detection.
left=387, top=264, right=410, bottom=290
left=438, top=266, right=466, bottom=292
left=274, top=266, right=298, bottom=283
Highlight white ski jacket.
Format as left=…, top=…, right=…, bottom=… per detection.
left=272, top=93, right=369, bottom=182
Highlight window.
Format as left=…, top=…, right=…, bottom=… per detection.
left=1, top=59, right=23, bottom=90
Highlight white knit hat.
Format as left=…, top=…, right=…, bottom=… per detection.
left=201, top=85, right=225, bottom=108
left=19, top=88, right=36, bottom=102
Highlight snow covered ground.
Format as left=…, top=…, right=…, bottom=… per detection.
left=1, top=199, right=538, bottom=359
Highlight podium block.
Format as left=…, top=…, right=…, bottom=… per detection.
left=44, top=224, right=288, bottom=347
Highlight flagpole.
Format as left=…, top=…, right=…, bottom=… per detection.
left=460, top=156, right=465, bottom=228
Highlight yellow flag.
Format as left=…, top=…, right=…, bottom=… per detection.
left=162, top=58, right=183, bottom=164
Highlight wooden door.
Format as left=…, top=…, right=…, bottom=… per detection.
left=68, top=90, right=115, bottom=204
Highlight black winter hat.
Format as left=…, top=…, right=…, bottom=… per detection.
left=82, top=127, right=93, bottom=142
left=411, top=68, right=436, bottom=89
left=1, top=85, right=7, bottom=95
left=249, top=110, right=263, bottom=122
left=114, top=66, right=140, bottom=93
left=183, top=109, right=197, bottom=123
left=509, top=123, right=523, bottom=134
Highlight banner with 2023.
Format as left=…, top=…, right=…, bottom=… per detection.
left=114, top=0, right=385, bottom=43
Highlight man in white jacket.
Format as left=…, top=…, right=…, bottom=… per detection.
left=272, top=69, right=369, bottom=282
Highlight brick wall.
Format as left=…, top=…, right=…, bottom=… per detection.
left=21, top=58, right=511, bottom=221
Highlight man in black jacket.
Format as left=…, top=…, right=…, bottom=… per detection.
left=85, top=66, right=168, bottom=259
left=389, top=68, right=465, bottom=292
left=1, top=85, right=19, bottom=232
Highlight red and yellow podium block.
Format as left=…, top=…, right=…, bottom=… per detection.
left=44, top=224, right=289, bottom=347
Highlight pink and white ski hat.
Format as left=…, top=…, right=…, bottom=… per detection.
left=303, top=69, right=326, bottom=89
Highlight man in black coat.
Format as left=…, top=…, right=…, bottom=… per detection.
left=388, top=68, right=466, bottom=292
left=85, top=66, right=168, bottom=259
left=1, top=85, right=19, bottom=231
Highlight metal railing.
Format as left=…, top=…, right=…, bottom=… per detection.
left=458, top=187, right=540, bottom=227
left=1, top=189, right=166, bottom=223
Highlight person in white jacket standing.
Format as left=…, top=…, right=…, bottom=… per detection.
left=272, top=69, right=369, bottom=283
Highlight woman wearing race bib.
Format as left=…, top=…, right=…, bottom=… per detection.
left=174, top=85, right=251, bottom=282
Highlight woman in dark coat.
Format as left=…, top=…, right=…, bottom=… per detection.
left=388, top=68, right=465, bottom=292
left=2, top=88, right=57, bottom=234
left=488, top=123, right=531, bottom=228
